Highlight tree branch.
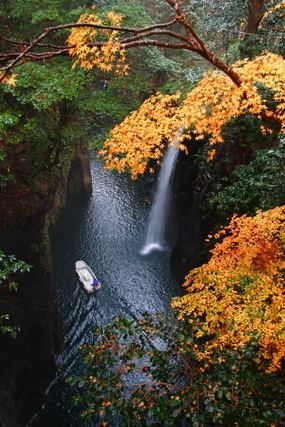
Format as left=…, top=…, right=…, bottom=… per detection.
left=0, top=0, right=242, bottom=86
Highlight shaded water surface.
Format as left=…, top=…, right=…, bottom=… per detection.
left=28, top=155, right=181, bottom=426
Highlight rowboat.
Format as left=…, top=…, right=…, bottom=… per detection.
left=75, top=260, right=101, bottom=293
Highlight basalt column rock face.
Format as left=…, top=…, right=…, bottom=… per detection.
left=67, top=147, right=92, bottom=198
left=0, top=212, right=63, bottom=427
left=0, top=148, right=92, bottom=426
left=170, top=139, right=211, bottom=281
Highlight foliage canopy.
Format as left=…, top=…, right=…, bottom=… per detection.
left=1, top=0, right=284, bottom=425
left=69, top=311, right=285, bottom=426
left=172, top=205, right=285, bottom=373
left=100, top=51, right=285, bottom=177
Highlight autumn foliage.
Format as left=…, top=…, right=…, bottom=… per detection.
left=100, top=51, right=285, bottom=175
left=180, top=52, right=285, bottom=144
left=99, top=92, right=186, bottom=177
left=172, top=206, right=285, bottom=372
left=1, top=3, right=284, bottom=178
left=66, top=10, right=129, bottom=76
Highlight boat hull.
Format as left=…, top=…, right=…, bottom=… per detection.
left=75, top=260, right=101, bottom=293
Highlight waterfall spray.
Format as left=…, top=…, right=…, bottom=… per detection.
left=141, top=128, right=183, bottom=255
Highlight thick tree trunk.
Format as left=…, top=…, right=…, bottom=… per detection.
left=240, top=0, right=265, bottom=58
left=247, top=0, right=265, bottom=34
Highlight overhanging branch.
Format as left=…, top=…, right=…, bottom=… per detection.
left=0, top=0, right=242, bottom=86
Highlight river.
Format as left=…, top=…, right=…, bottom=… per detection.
left=28, top=153, right=182, bottom=427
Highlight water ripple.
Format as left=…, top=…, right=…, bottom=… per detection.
left=29, top=154, right=182, bottom=427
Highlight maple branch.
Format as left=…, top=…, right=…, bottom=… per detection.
left=165, top=0, right=242, bottom=86
left=122, top=40, right=194, bottom=51
left=43, top=18, right=179, bottom=35
left=1, top=37, right=67, bottom=50
left=0, top=27, right=58, bottom=81
left=0, top=1, right=243, bottom=86
left=120, top=29, right=193, bottom=46
left=0, top=28, right=194, bottom=63
left=0, top=50, right=71, bottom=63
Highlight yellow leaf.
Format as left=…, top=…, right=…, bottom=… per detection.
left=1, top=73, right=17, bottom=86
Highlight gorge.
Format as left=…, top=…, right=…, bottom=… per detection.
left=0, top=143, right=207, bottom=426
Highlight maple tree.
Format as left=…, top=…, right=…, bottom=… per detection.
left=1, top=1, right=171, bottom=226
left=1, top=1, right=284, bottom=178
left=183, top=0, right=268, bottom=60
left=2, top=0, right=283, bottom=84
left=0, top=0, right=243, bottom=85
left=65, top=9, right=129, bottom=76
left=100, top=51, right=285, bottom=176
left=99, top=92, right=185, bottom=177
left=172, top=205, right=285, bottom=373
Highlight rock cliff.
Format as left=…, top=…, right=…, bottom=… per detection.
left=0, top=149, right=91, bottom=426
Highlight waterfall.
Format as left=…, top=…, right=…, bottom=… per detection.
left=141, top=129, right=183, bottom=255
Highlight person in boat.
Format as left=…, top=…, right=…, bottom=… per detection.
left=92, top=278, right=100, bottom=287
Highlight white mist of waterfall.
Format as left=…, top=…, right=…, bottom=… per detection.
left=140, top=129, right=183, bottom=255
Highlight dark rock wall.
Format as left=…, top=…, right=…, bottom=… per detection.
left=0, top=213, right=62, bottom=427
left=0, top=150, right=92, bottom=427
left=67, top=147, right=92, bottom=198
left=171, top=139, right=210, bottom=281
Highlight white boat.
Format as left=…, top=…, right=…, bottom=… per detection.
left=75, top=260, right=101, bottom=293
